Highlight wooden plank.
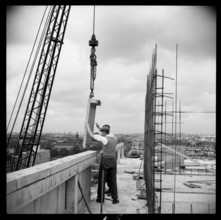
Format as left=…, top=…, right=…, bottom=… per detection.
left=38, top=187, right=58, bottom=213
left=78, top=177, right=92, bottom=214
left=16, top=201, right=35, bottom=214
left=57, top=182, right=66, bottom=213
left=77, top=172, right=83, bottom=212
left=65, top=175, right=75, bottom=213
left=34, top=196, right=41, bottom=213
left=77, top=168, right=92, bottom=213
left=84, top=167, right=91, bottom=206
left=74, top=174, right=78, bottom=213
left=183, top=182, right=201, bottom=188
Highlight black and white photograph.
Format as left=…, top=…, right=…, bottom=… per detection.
left=6, top=5, right=216, bottom=215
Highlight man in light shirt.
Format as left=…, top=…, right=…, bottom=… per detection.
left=85, top=123, right=119, bottom=204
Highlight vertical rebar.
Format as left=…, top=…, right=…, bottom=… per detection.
left=144, top=44, right=159, bottom=214
left=172, top=101, right=174, bottom=172
left=159, top=69, right=164, bottom=214
left=173, top=44, right=178, bottom=213
left=172, top=202, right=175, bottom=213
left=179, top=101, right=181, bottom=143
left=157, top=100, right=160, bottom=170
left=100, top=169, right=104, bottom=214
left=164, top=101, right=167, bottom=173
left=153, top=68, right=157, bottom=213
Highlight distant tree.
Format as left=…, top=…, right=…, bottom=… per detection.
left=59, top=148, right=70, bottom=157
left=69, top=145, right=81, bottom=155
left=124, top=145, right=131, bottom=157
left=81, top=148, right=88, bottom=153
left=41, top=140, right=54, bottom=150
left=90, top=141, right=102, bottom=151
left=51, top=148, right=59, bottom=158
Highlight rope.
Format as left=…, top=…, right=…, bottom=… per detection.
left=7, top=6, right=52, bottom=146
left=6, top=6, right=49, bottom=132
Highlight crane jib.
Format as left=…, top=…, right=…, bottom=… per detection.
left=10, top=6, right=71, bottom=172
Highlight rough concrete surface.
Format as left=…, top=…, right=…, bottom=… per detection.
left=80, top=158, right=216, bottom=214
left=81, top=158, right=147, bottom=214
left=155, top=173, right=216, bottom=213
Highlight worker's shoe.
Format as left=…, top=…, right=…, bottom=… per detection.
left=112, top=199, right=119, bottom=204
left=96, top=198, right=104, bottom=203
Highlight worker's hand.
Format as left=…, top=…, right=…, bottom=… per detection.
left=95, top=123, right=100, bottom=130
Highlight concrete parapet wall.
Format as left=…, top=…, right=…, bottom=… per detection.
left=7, top=150, right=97, bottom=214
left=116, top=143, right=125, bottom=164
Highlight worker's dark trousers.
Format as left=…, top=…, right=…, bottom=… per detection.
left=97, top=156, right=118, bottom=201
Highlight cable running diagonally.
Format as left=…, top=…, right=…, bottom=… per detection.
left=7, top=6, right=52, bottom=147
left=10, top=6, right=71, bottom=171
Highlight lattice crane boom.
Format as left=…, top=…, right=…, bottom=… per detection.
left=10, top=5, right=71, bottom=171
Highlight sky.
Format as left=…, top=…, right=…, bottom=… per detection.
left=6, top=6, right=216, bottom=135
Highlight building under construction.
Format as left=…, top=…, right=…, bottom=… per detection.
left=6, top=6, right=216, bottom=215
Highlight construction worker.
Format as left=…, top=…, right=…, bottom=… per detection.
left=85, top=123, right=119, bottom=204
left=95, top=123, right=113, bottom=196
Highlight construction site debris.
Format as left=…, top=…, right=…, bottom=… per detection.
left=137, top=188, right=146, bottom=199
left=133, top=174, right=139, bottom=180
left=124, top=170, right=135, bottom=174
left=155, top=187, right=172, bottom=192
left=138, top=174, right=144, bottom=179
left=136, top=208, right=140, bottom=214
left=187, top=180, right=215, bottom=184
left=183, top=182, right=201, bottom=188
left=127, top=149, right=141, bottom=158
left=136, top=179, right=145, bottom=189
left=132, top=173, right=144, bottom=180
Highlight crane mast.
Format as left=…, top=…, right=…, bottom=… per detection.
left=10, top=5, right=71, bottom=171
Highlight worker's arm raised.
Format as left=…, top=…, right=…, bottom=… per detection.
left=85, top=122, right=107, bottom=145
left=85, top=123, right=94, bottom=138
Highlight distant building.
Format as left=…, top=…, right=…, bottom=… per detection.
left=155, top=144, right=185, bottom=170
left=201, top=136, right=216, bottom=142
left=33, top=149, right=51, bottom=165
left=7, top=148, right=51, bottom=172
left=131, top=138, right=143, bottom=150
left=54, top=145, right=74, bottom=151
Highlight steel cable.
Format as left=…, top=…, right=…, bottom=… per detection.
left=7, top=6, right=52, bottom=146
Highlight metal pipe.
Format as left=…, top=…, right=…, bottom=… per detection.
left=100, top=169, right=105, bottom=214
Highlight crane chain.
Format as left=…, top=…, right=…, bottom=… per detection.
left=89, top=46, right=97, bottom=98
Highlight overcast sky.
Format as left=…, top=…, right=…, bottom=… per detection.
left=6, top=6, right=216, bottom=135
